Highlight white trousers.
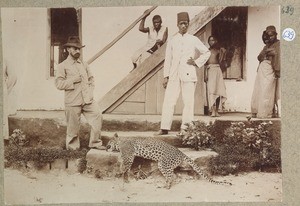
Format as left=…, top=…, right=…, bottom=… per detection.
left=161, top=80, right=196, bottom=130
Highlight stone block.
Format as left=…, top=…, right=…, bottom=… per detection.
left=50, top=159, right=67, bottom=170
left=86, top=148, right=217, bottom=179
left=66, top=159, right=81, bottom=173
left=86, top=149, right=121, bottom=178
left=26, top=161, right=50, bottom=171
left=155, top=134, right=183, bottom=147
left=177, top=148, right=218, bottom=175
left=9, top=117, right=67, bottom=148
left=102, top=131, right=184, bottom=147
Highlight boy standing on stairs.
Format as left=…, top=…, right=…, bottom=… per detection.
left=55, top=36, right=105, bottom=150
left=157, top=12, right=211, bottom=135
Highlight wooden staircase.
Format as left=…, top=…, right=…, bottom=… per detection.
left=98, top=6, right=227, bottom=114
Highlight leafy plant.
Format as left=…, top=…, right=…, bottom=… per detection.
left=180, top=121, right=215, bottom=150
left=179, top=120, right=281, bottom=175
left=209, top=121, right=281, bottom=175
left=9, top=129, right=29, bottom=147
left=4, top=144, right=88, bottom=170
left=224, top=121, right=273, bottom=151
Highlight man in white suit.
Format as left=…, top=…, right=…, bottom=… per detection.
left=157, top=12, right=211, bottom=135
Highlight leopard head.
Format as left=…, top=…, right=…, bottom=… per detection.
left=106, top=133, right=120, bottom=152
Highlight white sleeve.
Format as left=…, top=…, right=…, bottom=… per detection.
left=163, top=39, right=172, bottom=78
left=194, top=37, right=211, bottom=68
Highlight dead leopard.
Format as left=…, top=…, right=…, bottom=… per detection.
left=106, top=133, right=232, bottom=189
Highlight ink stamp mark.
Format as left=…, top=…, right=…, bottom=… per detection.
left=282, top=28, right=296, bottom=41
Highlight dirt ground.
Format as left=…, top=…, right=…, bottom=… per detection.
left=4, top=168, right=282, bottom=204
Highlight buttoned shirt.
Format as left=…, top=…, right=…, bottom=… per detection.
left=164, top=32, right=211, bottom=82
left=55, top=55, right=94, bottom=106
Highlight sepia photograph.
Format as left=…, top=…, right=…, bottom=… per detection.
left=1, top=3, right=287, bottom=204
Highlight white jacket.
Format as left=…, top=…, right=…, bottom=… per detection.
left=164, top=32, right=211, bottom=82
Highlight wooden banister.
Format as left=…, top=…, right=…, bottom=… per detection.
left=98, top=6, right=227, bottom=114
left=87, top=6, right=158, bottom=65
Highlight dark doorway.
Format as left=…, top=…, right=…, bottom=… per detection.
left=211, top=7, right=248, bottom=79
left=50, top=8, right=80, bottom=77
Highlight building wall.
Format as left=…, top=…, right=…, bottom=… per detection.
left=1, top=6, right=280, bottom=112
left=1, top=8, right=64, bottom=110
left=1, top=6, right=204, bottom=111
left=223, top=6, right=280, bottom=112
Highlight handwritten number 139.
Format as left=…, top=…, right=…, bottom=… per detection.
left=282, top=6, right=294, bottom=15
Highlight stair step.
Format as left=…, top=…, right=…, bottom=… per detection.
left=8, top=111, right=280, bottom=149
left=101, top=131, right=183, bottom=147
left=86, top=148, right=218, bottom=179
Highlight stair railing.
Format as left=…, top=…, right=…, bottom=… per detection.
left=87, top=6, right=158, bottom=65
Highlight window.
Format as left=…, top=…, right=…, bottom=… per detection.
left=49, top=8, right=80, bottom=77
left=211, top=7, right=247, bottom=79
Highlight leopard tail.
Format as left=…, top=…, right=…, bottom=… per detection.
left=183, top=156, right=232, bottom=186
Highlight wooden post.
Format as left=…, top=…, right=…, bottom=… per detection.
left=87, top=6, right=158, bottom=65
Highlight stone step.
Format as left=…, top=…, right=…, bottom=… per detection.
left=9, top=113, right=184, bottom=148
left=13, top=147, right=217, bottom=180
left=101, top=131, right=183, bottom=147
left=86, top=148, right=218, bottom=179
left=9, top=111, right=266, bottom=134
left=8, top=111, right=280, bottom=149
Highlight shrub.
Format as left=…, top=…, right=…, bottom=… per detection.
left=179, top=120, right=281, bottom=175
left=5, top=128, right=88, bottom=170
left=4, top=144, right=88, bottom=170
left=209, top=121, right=281, bottom=175
left=180, top=121, right=216, bottom=150
left=9, top=129, right=29, bottom=147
